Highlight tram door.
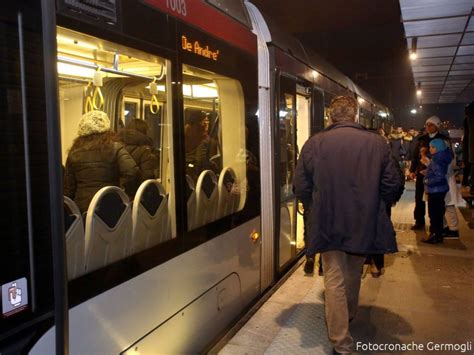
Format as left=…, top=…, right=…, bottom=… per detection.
left=0, top=2, right=65, bottom=354
left=276, top=75, right=299, bottom=270
left=295, top=86, right=312, bottom=255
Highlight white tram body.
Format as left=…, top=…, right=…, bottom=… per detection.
left=0, top=1, right=392, bottom=353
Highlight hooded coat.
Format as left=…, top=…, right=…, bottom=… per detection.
left=424, top=149, right=452, bottom=194
left=294, top=121, right=402, bottom=255
left=64, top=139, right=138, bottom=213
left=119, top=128, right=159, bottom=183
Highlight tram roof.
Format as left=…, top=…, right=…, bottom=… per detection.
left=258, top=10, right=389, bottom=112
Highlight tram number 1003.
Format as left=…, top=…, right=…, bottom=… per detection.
left=166, top=0, right=187, bottom=16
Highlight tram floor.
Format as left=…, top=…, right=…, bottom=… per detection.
left=212, top=182, right=474, bottom=355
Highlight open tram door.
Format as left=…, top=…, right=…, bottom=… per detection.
left=275, top=74, right=312, bottom=273
left=0, top=2, right=67, bottom=354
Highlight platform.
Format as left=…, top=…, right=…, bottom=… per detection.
left=214, top=182, right=474, bottom=354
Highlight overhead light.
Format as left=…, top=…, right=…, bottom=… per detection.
left=411, top=108, right=417, bottom=114
left=357, top=97, right=364, bottom=104
left=312, top=70, right=319, bottom=78
left=419, top=105, right=423, bottom=109
left=410, top=37, right=417, bottom=60
left=416, top=89, right=422, bottom=96
left=57, top=62, right=95, bottom=78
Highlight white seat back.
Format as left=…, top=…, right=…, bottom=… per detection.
left=217, top=167, right=240, bottom=219
left=186, top=175, right=197, bottom=230
left=84, top=186, right=132, bottom=273
left=64, top=196, right=85, bottom=280
left=132, top=180, right=170, bottom=253
left=195, top=170, right=219, bottom=228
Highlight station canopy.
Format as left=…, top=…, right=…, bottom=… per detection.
left=400, top=0, right=474, bottom=104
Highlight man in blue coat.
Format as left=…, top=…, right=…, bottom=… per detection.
left=294, top=96, right=402, bottom=355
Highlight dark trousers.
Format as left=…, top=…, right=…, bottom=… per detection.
left=462, top=163, right=471, bottom=186
left=303, top=210, right=314, bottom=258
left=428, top=192, right=447, bottom=235
left=367, top=254, right=384, bottom=269
left=366, top=203, right=390, bottom=269
left=414, top=173, right=426, bottom=224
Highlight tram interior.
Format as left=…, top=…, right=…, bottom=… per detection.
left=57, top=27, right=247, bottom=280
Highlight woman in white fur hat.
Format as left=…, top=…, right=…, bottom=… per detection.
left=64, top=110, right=138, bottom=213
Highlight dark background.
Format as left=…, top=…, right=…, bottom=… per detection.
left=251, top=0, right=467, bottom=129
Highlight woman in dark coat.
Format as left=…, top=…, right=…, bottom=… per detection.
left=64, top=110, right=138, bottom=213
left=119, top=119, right=159, bottom=191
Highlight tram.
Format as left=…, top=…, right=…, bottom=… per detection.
left=0, top=1, right=392, bottom=353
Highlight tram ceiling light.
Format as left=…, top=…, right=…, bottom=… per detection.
left=410, top=108, right=417, bottom=114
left=182, top=84, right=218, bottom=98
left=57, top=62, right=95, bottom=78
left=357, top=97, right=364, bottom=104
left=416, top=89, right=422, bottom=96
left=312, top=70, right=319, bottom=78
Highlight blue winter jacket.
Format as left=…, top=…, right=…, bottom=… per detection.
left=424, top=149, right=452, bottom=193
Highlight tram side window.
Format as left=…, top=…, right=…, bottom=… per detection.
left=57, top=27, right=175, bottom=280
left=182, top=64, right=246, bottom=230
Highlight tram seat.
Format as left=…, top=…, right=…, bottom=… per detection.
left=64, top=196, right=85, bottom=280
left=186, top=175, right=197, bottom=230
left=131, top=180, right=170, bottom=253
left=217, top=167, right=240, bottom=219
left=195, top=170, right=218, bottom=228
left=84, top=186, right=132, bottom=273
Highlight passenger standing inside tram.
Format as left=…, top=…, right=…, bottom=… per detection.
left=119, top=118, right=159, bottom=194
left=184, top=109, right=218, bottom=182
left=64, top=110, right=138, bottom=213
left=294, top=96, right=402, bottom=355
left=409, top=116, right=448, bottom=230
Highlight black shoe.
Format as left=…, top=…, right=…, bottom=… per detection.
left=304, top=257, right=315, bottom=274
left=411, top=223, right=426, bottom=230
left=443, top=230, right=460, bottom=239
left=423, top=233, right=443, bottom=244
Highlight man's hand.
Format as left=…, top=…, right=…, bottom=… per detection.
left=409, top=172, right=416, bottom=180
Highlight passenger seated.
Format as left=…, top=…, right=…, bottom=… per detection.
left=184, top=109, right=218, bottom=181
left=64, top=110, right=138, bottom=213
left=119, top=118, right=159, bottom=194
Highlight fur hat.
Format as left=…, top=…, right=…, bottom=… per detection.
left=429, top=138, right=447, bottom=152
left=425, top=116, right=441, bottom=127
left=78, top=110, right=111, bottom=137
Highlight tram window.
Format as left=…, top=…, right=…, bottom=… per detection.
left=279, top=93, right=296, bottom=199
left=182, top=64, right=246, bottom=230
left=123, top=98, right=141, bottom=127
left=57, top=27, right=176, bottom=279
